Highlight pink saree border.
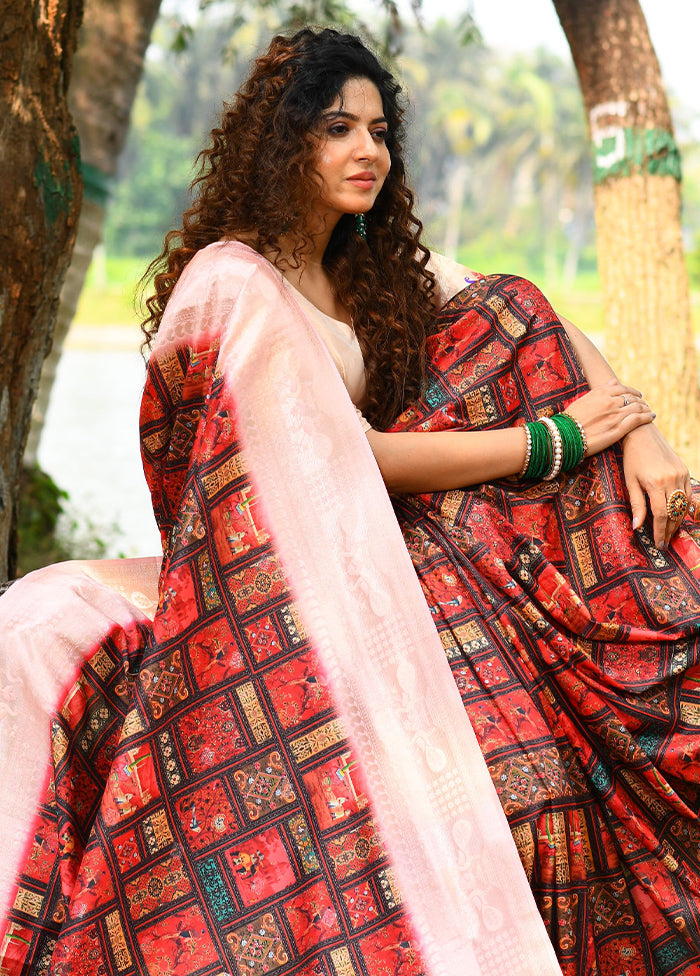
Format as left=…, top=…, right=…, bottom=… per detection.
left=154, top=241, right=562, bottom=976
left=0, top=557, right=159, bottom=918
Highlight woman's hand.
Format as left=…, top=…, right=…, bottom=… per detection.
left=565, top=378, right=654, bottom=456
left=621, top=424, right=691, bottom=549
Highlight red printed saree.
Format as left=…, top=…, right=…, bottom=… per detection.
left=391, top=272, right=700, bottom=976
left=0, top=244, right=554, bottom=976
left=3, top=242, right=700, bottom=976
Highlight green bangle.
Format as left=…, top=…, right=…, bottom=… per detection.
left=524, top=419, right=551, bottom=480
left=552, top=413, right=585, bottom=471
left=561, top=411, right=588, bottom=457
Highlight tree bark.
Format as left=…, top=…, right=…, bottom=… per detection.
left=24, top=0, right=163, bottom=466
left=0, top=0, right=84, bottom=579
left=552, top=0, right=699, bottom=469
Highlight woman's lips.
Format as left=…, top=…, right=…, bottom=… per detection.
left=347, top=173, right=376, bottom=190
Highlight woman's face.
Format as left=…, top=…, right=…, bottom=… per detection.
left=311, top=77, right=391, bottom=226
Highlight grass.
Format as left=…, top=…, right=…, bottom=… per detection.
left=76, top=252, right=700, bottom=340
left=74, top=254, right=147, bottom=327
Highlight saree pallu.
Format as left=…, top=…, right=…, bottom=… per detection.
left=0, top=243, right=556, bottom=976
left=391, top=273, right=700, bottom=976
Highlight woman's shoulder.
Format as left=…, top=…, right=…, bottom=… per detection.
left=188, top=239, right=270, bottom=275
left=176, top=240, right=283, bottom=299
left=426, top=251, right=482, bottom=308
left=155, top=241, right=287, bottom=351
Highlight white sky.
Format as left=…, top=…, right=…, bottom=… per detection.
left=400, top=0, right=699, bottom=116
left=167, top=0, right=699, bottom=121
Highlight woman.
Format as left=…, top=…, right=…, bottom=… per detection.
left=2, top=26, right=700, bottom=976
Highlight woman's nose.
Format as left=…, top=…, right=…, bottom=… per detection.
left=354, top=129, right=379, bottom=160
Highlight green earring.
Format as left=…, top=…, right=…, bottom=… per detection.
left=354, top=213, right=367, bottom=240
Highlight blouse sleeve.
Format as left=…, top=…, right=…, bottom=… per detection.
left=427, top=250, right=481, bottom=308
left=355, top=407, right=372, bottom=432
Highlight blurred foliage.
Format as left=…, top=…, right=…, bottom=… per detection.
left=104, top=5, right=699, bottom=291
left=17, top=465, right=119, bottom=576
left=167, top=0, right=434, bottom=61
left=17, top=465, right=69, bottom=574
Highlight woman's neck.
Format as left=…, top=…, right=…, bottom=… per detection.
left=273, top=241, right=351, bottom=326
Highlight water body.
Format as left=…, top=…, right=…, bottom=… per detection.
left=38, top=329, right=162, bottom=560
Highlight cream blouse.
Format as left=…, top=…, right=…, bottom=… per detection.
left=283, top=252, right=477, bottom=432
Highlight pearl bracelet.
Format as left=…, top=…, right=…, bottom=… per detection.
left=519, top=424, right=533, bottom=477
left=538, top=416, right=563, bottom=480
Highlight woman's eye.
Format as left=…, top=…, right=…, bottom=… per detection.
left=328, top=123, right=349, bottom=136
left=373, top=129, right=388, bottom=142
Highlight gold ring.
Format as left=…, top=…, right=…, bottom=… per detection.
left=667, top=489, right=689, bottom=521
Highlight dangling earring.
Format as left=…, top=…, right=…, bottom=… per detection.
left=354, top=212, right=367, bottom=240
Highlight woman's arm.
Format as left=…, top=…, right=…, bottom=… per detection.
left=560, top=313, right=691, bottom=549
left=366, top=426, right=528, bottom=494
left=558, top=314, right=616, bottom=386
left=368, top=307, right=687, bottom=549
left=366, top=377, right=652, bottom=495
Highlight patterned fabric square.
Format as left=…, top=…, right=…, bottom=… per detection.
left=175, top=779, right=238, bottom=851
left=232, top=751, right=296, bottom=821
left=169, top=487, right=206, bottom=556
left=70, top=847, right=115, bottom=918
left=227, top=552, right=287, bottom=616
left=302, top=753, right=368, bottom=831
left=243, top=615, right=283, bottom=664
left=101, top=744, right=161, bottom=826
left=376, top=868, right=402, bottom=911
left=342, top=881, right=379, bottom=930
left=54, top=749, right=102, bottom=827
left=283, top=880, right=341, bottom=954
left=136, top=903, right=219, bottom=975
left=143, top=807, right=174, bottom=855
left=59, top=676, right=97, bottom=732
left=358, top=919, right=423, bottom=976
left=105, top=909, right=133, bottom=971
left=49, top=921, right=106, bottom=976
left=517, top=333, right=572, bottom=392
left=236, top=682, right=273, bottom=744
left=139, top=647, right=189, bottom=721
left=225, top=911, right=289, bottom=975
left=13, top=886, right=45, bottom=920
left=211, top=488, right=270, bottom=566
left=225, top=825, right=296, bottom=907
left=152, top=562, right=199, bottom=642
left=24, top=808, right=59, bottom=885
left=175, top=694, right=247, bottom=774
left=278, top=603, right=308, bottom=650
left=287, top=813, right=321, bottom=875
left=469, top=689, right=551, bottom=755
left=263, top=652, right=331, bottom=728
left=326, top=820, right=383, bottom=881
left=187, top=616, right=246, bottom=691
left=125, top=852, right=192, bottom=921
left=197, top=551, right=222, bottom=611
left=112, top=827, right=142, bottom=873
left=597, top=936, right=650, bottom=976
left=197, top=858, right=236, bottom=924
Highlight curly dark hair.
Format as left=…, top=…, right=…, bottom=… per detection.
left=141, top=27, right=435, bottom=429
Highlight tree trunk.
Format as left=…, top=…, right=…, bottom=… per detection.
left=0, top=0, right=84, bottom=580
left=24, top=0, right=163, bottom=465
left=552, top=0, right=699, bottom=469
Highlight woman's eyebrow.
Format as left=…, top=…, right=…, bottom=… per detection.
left=322, top=109, right=388, bottom=124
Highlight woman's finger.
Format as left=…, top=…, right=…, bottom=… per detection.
left=650, top=487, right=670, bottom=549
left=627, top=476, right=647, bottom=532
left=664, top=487, right=688, bottom=547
